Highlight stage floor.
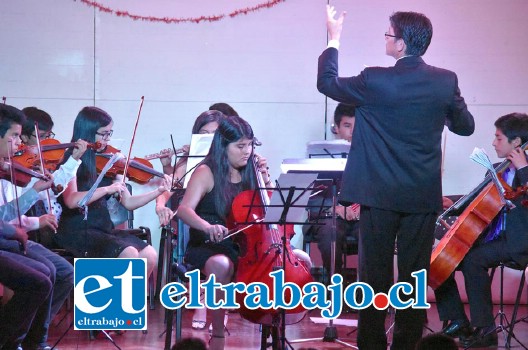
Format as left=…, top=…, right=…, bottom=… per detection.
left=48, top=302, right=528, bottom=349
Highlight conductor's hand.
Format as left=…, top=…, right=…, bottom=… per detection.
left=156, top=205, right=174, bottom=226
left=508, top=147, right=528, bottom=170
left=326, top=5, right=346, bottom=42
left=205, top=224, right=228, bottom=243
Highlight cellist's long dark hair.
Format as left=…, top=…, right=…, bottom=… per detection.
left=203, top=115, right=257, bottom=219
left=63, top=106, right=113, bottom=191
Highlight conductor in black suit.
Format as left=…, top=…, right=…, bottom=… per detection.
left=317, top=6, right=475, bottom=350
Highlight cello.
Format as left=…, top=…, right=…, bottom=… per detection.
left=429, top=141, right=528, bottom=289
left=230, top=155, right=313, bottom=325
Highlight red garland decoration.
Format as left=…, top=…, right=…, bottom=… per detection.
left=77, top=0, right=286, bottom=24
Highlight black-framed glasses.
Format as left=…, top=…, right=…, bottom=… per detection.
left=384, top=32, right=400, bottom=39
left=95, top=130, right=113, bottom=140
left=32, top=131, right=55, bottom=140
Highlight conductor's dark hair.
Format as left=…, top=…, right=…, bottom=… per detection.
left=390, top=11, right=433, bottom=56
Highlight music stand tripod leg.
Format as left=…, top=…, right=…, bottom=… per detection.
left=287, top=180, right=357, bottom=349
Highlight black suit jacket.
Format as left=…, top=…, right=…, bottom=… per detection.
left=317, top=48, right=475, bottom=213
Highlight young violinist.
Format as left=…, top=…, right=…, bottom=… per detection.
left=177, top=115, right=285, bottom=349
left=0, top=103, right=69, bottom=350
left=435, top=112, right=528, bottom=348
left=19, top=106, right=89, bottom=220
left=16, top=107, right=90, bottom=349
left=54, top=106, right=172, bottom=281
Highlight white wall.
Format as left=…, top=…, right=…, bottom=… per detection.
left=1, top=0, right=527, bottom=255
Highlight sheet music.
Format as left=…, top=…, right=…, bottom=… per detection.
left=306, top=139, right=350, bottom=158
left=183, top=134, right=214, bottom=188
left=280, top=158, right=347, bottom=173
left=265, top=173, right=317, bottom=223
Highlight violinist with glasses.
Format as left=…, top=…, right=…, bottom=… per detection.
left=435, top=113, right=528, bottom=348
left=53, top=106, right=172, bottom=283
left=0, top=103, right=67, bottom=350
left=18, top=106, right=89, bottom=223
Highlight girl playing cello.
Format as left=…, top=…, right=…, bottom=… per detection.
left=177, top=115, right=310, bottom=349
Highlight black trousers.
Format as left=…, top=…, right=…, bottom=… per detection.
left=434, top=237, right=513, bottom=327
left=356, top=206, right=436, bottom=350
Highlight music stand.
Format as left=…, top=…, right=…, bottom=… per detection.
left=306, top=140, right=350, bottom=159
left=163, top=134, right=212, bottom=349
left=281, top=162, right=357, bottom=349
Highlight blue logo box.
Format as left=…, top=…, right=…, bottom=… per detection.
left=74, top=258, right=147, bottom=330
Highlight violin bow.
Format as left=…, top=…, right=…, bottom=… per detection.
left=6, top=139, right=26, bottom=254
left=120, top=96, right=145, bottom=187
left=33, top=122, right=54, bottom=221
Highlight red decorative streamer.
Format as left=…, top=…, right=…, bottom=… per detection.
left=77, top=0, right=286, bottom=24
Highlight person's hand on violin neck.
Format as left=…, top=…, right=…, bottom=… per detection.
left=32, top=171, right=54, bottom=192
left=38, top=213, right=58, bottom=231
left=71, top=139, right=89, bottom=161
left=205, top=224, right=228, bottom=243
left=508, top=147, right=528, bottom=170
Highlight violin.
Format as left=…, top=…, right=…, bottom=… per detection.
left=0, top=159, right=60, bottom=193
left=14, top=139, right=100, bottom=172
left=505, top=185, right=528, bottom=206
left=95, top=144, right=165, bottom=184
